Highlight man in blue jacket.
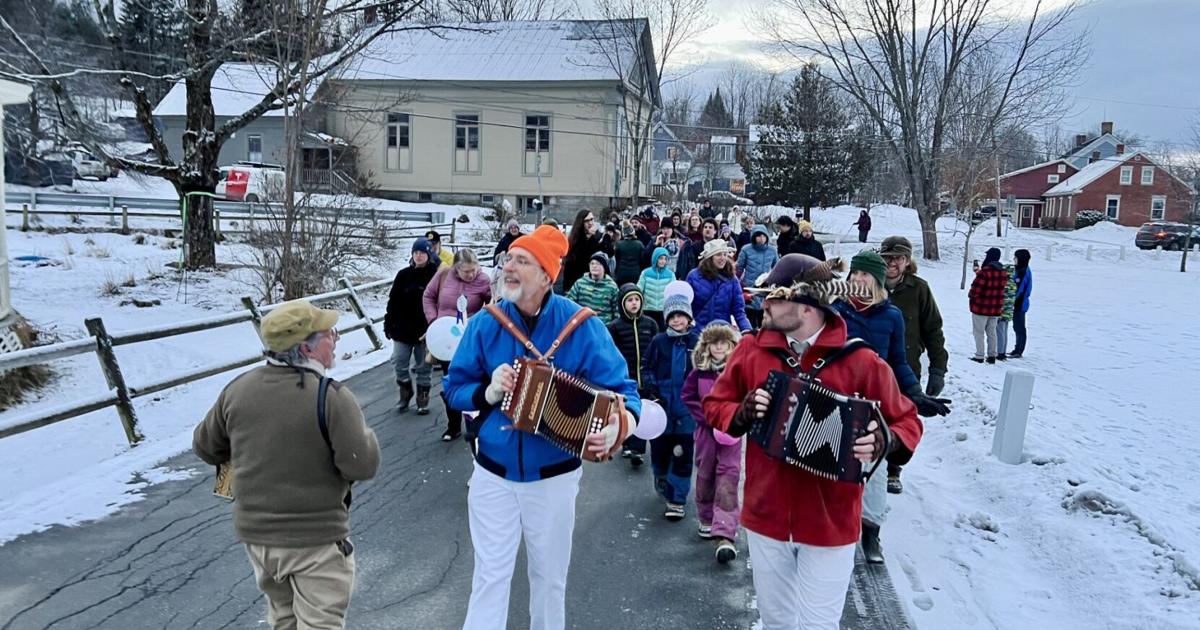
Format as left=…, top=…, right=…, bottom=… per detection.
left=445, top=225, right=640, bottom=630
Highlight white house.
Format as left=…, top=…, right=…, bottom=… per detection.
left=0, top=78, right=34, bottom=330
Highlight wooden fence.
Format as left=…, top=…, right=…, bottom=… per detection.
left=0, top=276, right=392, bottom=445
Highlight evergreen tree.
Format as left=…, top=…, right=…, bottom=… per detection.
left=697, top=88, right=734, bottom=133
left=749, top=64, right=871, bottom=220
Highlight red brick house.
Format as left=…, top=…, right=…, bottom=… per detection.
left=997, top=159, right=1080, bottom=228
left=1042, top=150, right=1195, bottom=229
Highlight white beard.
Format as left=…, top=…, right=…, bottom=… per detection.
left=498, top=283, right=524, bottom=303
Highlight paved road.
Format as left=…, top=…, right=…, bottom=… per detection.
left=0, top=363, right=911, bottom=630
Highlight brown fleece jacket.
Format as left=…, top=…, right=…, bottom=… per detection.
left=193, top=364, right=380, bottom=547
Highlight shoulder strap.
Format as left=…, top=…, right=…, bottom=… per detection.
left=316, top=376, right=353, bottom=508
left=317, top=376, right=332, bottom=449
left=768, top=338, right=872, bottom=377
left=485, top=303, right=542, bottom=360
left=483, top=303, right=595, bottom=362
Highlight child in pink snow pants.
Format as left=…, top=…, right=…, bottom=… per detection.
left=681, top=322, right=743, bottom=564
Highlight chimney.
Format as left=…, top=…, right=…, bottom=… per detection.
left=1075, top=133, right=1088, bottom=147
left=1090, top=150, right=1101, bottom=163
left=1116, top=143, right=1125, bottom=156
left=1101, top=121, right=1114, bottom=135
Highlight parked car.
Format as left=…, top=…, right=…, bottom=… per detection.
left=67, top=148, right=118, bottom=181
left=1135, top=222, right=1198, bottom=250
left=215, top=162, right=287, bottom=203
left=3, top=151, right=74, bottom=187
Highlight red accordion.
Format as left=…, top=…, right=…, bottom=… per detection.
left=487, top=304, right=629, bottom=461
left=750, top=341, right=890, bottom=484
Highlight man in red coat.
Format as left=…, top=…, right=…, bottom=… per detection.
left=703, top=254, right=923, bottom=630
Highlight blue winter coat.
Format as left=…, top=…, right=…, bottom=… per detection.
left=1013, top=267, right=1033, bottom=313
left=736, top=226, right=779, bottom=311
left=642, top=330, right=699, bottom=434
left=445, top=294, right=641, bottom=482
left=831, top=299, right=919, bottom=392
left=686, top=269, right=752, bottom=332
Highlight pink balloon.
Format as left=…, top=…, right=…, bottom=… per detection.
left=633, top=400, right=667, bottom=440
left=713, top=429, right=741, bottom=447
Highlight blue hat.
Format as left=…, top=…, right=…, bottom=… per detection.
left=412, top=238, right=435, bottom=258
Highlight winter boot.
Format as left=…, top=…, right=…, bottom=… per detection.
left=443, top=408, right=462, bottom=442
left=416, top=385, right=431, bottom=415
left=861, top=520, right=884, bottom=564
left=887, top=475, right=903, bottom=495
left=396, top=380, right=414, bottom=412
left=986, top=356, right=997, bottom=365
left=996, top=353, right=1008, bottom=361
left=715, top=538, right=738, bottom=564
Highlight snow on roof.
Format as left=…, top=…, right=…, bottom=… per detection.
left=710, top=135, right=738, bottom=144
left=1044, top=154, right=1134, bottom=195
left=999, top=159, right=1074, bottom=180
left=153, top=63, right=321, bottom=118
left=338, top=20, right=648, bottom=84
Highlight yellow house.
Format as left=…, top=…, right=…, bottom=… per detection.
left=327, top=19, right=661, bottom=216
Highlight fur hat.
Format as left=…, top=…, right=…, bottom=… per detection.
left=693, top=321, right=741, bottom=370
left=663, top=294, right=693, bottom=323
left=751, top=254, right=869, bottom=313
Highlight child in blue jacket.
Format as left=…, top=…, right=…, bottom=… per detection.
left=642, top=293, right=699, bottom=521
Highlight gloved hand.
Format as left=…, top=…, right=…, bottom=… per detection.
left=925, top=368, right=946, bottom=397
left=484, top=363, right=517, bottom=406
left=728, top=388, right=770, bottom=437
left=906, top=384, right=952, bottom=417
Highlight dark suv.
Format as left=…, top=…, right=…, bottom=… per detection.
left=1135, top=222, right=1198, bottom=250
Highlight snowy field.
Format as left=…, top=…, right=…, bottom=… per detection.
left=1, top=197, right=1198, bottom=629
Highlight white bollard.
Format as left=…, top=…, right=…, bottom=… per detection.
left=992, top=369, right=1035, bottom=465
left=1046, top=244, right=1053, bottom=261
left=1119, top=245, right=1126, bottom=261
left=1086, top=245, right=1093, bottom=261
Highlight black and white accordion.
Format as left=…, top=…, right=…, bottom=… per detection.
left=750, top=370, right=889, bottom=484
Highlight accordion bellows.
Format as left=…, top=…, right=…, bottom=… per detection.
left=501, top=357, right=627, bottom=459
left=750, top=370, right=886, bottom=484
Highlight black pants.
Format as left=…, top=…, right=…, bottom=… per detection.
left=1012, top=309, right=1028, bottom=355
left=439, top=361, right=461, bottom=436
left=858, top=228, right=869, bottom=243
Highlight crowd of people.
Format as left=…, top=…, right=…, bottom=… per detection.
left=194, top=203, right=1035, bottom=630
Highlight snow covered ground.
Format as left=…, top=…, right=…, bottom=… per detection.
left=0, top=182, right=500, bottom=544
left=1, top=198, right=1198, bottom=628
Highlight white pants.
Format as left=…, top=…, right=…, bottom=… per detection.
left=462, top=463, right=582, bottom=630
left=861, top=467, right=889, bottom=526
left=747, top=530, right=856, bottom=630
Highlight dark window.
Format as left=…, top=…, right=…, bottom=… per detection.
left=525, top=115, right=550, bottom=151
left=455, top=114, right=480, bottom=150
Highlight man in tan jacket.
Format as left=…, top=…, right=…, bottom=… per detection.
left=194, top=300, right=380, bottom=630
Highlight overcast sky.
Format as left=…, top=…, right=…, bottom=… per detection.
left=669, top=0, right=1200, bottom=145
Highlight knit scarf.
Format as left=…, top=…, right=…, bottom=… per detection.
left=666, top=326, right=691, bottom=338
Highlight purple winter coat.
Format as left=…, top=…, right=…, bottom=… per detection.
left=682, top=368, right=719, bottom=428
left=686, top=269, right=752, bottom=332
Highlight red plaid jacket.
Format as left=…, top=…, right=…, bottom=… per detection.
left=969, top=265, right=1009, bottom=316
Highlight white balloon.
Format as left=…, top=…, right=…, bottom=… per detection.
left=426, top=316, right=469, bottom=362
left=633, top=399, right=667, bottom=440
left=663, top=280, right=694, bottom=302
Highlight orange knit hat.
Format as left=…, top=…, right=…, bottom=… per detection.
left=509, top=225, right=569, bottom=281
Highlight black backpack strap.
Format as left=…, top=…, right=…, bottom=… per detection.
left=317, top=376, right=353, bottom=508
left=768, top=338, right=873, bottom=377
left=807, top=338, right=872, bottom=377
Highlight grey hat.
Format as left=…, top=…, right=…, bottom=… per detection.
left=663, top=294, right=693, bottom=322
left=879, top=236, right=913, bottom=258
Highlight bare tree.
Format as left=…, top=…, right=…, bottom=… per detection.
left=424, top=0, right=571, bottom=21
left=760, top=0, right=1087, bottom=260
left=584, top=0, right=713, bottom=208
left=0, top=0, right=429, bottom=270
left=720, top=61, right=757, bottom=129
left=1176, top=116, right=1200, bottom=273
